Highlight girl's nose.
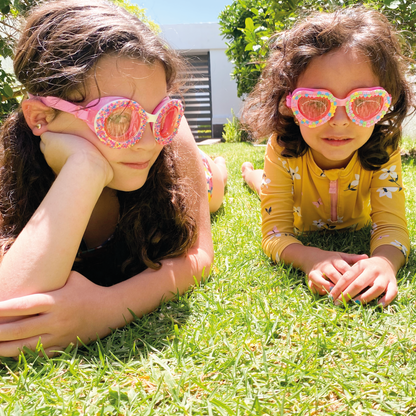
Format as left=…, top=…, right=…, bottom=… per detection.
left=131, top=123, right=157, bottom=151
left=329, top=105, right=350, bottom=127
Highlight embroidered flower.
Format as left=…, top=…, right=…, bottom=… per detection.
left=371, top=223, right=377, bottom=235
left=261, top=174, right=271, bottom=189
left=289, top=166, right=301, bottom=180
left=345, top=174, right=360, bottom=191
left=377, top=187, right=398, bottom=199
left=313, top=219, right=325, bottom=229
left=379, top=165, right=398, bottom=180
left=391, top=240, right=408, bottom=257
left=293, top=206, right=301, bottom=217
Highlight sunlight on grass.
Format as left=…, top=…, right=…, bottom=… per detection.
left=1, top=142, right=416, bottom=415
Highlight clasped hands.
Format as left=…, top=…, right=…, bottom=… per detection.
left=307, top=250, right=398, bottom=307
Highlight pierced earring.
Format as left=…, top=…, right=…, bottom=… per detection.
left=293, top=118, right=299, bottom=126
left=36, top=123, right=42, bottom=130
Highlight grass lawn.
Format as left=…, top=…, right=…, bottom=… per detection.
left=1, top=141, right=416, bottom=415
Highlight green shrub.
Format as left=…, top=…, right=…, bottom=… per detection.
left=222, top=110, right=250, bottom=143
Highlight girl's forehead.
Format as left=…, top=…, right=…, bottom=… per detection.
left=81, top=56, right=167, bottom=106
left=296, top=48, right=380, bottom=95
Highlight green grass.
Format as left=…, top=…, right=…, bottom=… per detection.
left=1, top=142, right=416, bottom=415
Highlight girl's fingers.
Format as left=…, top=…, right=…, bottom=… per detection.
left=378, top=281, right=398, bottom=307
left=0, top=334, right=52, bottom=358
left=353, top=283, right=386, bottom=305
left=0, top=314, right=52, bottom=342
left=0, top=294, right=53, bottom=316
left=331, top=260, right=351, bottom=278
left=330, top=268, right=360, bottom=301
left=308, top=270, right=332, bottom=295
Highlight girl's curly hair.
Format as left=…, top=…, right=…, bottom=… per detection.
left=0, top=0, right=196, bottom=274
left=243, top=6, right=415, bottom=170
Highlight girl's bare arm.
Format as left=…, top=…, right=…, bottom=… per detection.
left=0, top=133, right=112, bottom=300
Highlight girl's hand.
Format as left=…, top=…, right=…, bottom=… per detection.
left=307, top=250, right=368, bottom=295
left=0, top=272, right=120, bottom=358
left=329, top=256, right=398, bottom=307
left=40, top=132, right=113, bottom=184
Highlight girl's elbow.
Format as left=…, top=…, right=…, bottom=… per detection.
left=187, top=245, right=214, bottom=281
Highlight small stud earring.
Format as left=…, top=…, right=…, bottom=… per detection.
left=293, top=118, right=299, bottom=126
left=36, top=123, right=42, bottom=130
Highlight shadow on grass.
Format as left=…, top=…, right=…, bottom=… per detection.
left=0, top=291, right=194, bottom=370
left=210, top=203, right=226, bottom=221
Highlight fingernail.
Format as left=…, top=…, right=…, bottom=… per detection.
left=354, top=300, right=361, bottom=305
left=380, top=301, right=385, bottom=307
left=328, top=295, right=333, bottom=302
left=329, top=286, right=334, bottom=292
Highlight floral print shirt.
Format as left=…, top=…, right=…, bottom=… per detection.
left=261, top=137, right=410, bottom=262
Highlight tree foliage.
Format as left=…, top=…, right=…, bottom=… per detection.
left=0, top=0, right=158, bottom=119
left=219, top=0, right=416, bottom=98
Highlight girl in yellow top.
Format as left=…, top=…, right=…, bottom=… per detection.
left=242, top=6, right=413, bottom=307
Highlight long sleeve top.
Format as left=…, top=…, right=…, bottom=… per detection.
left=261, top=136, right=410, bottom=263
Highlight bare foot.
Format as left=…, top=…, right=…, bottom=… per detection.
left=214, top=156, right=228, bottom=186
left=241, top=161, right=254, bottom=181
left=241, top=162, right=263, bottom=195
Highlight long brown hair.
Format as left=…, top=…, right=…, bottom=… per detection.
left=0, top=0, right=196, bottom=272
left=243, top=6, right=415, bottom=170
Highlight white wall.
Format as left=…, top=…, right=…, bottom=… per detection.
left=161, top=23, right=243, bottom=134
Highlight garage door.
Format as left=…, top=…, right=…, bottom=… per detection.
left=178, top=53, right=212, bottom=141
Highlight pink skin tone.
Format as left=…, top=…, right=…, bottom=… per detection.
left=0, top=56, right=226, bottom=357
left=242, top=48, right=404, bottom=306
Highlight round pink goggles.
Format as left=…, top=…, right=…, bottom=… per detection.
left=30, top=94, right=184, bottom=148
left=286, top=87, right=392, bottom=128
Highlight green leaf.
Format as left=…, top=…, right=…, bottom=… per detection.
left=0, top=0, right=10, bottom=11
left=245, top=17, right=254, bottom=32
left=3, top=83, right=14, bottom=98
left=245, top=42, right=254, bottom=51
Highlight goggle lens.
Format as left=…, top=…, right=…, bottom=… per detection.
left=299, top=97, right=330, bottom=121
left=351, top=96, right=383, bottom=121
left=96, top=100, right=146, bottom=148
left=103, top=104, right=142, bottom=140
left=160, top=106, right=179, bottom=139
left=153, top=100, right=183, bottom=146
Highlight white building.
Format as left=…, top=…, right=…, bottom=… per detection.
left=161, top=23, right=243, bottom=140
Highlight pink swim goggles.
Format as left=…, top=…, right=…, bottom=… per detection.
left=286, top=87, right=391, bottom=128
left=30, top=94, right=184, bottom=148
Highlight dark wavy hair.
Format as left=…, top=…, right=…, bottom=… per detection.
left=0, top=0, right=197, bottom=271
left=243, top=6, right=415, bottom=170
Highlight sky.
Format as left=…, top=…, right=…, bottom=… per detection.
left=131, top=0, right=231, bottom=25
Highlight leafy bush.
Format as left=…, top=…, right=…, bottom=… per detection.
left=219, top=0, right=416, bottom=98
left=222, top=110, right=250, bottom=143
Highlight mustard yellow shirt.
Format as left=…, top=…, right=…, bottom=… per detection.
left=261, top=137, right=410, bottom=262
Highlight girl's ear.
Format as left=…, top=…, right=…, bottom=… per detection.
left=21, top=99, right=56, bottom=136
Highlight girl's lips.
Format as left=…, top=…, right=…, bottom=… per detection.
left=322, top=137, right=353, bottom=146
left=121, top=161, right=149, bottom=170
